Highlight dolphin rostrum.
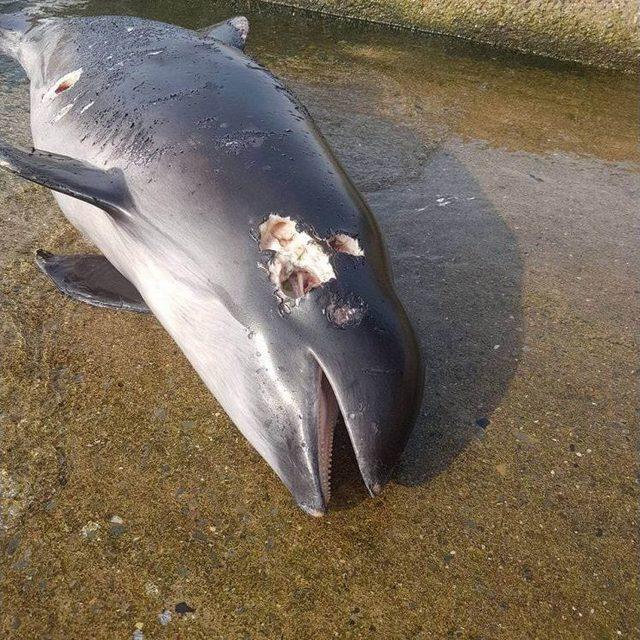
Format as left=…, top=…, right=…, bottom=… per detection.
left=0, top=13, right=423, bottom=515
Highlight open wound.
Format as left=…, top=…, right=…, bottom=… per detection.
left=258, top=214, right=364, bottom=303
left=45, top=68, right=83, bottom=101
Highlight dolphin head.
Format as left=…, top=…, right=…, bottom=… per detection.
left=227, top=212, right=423, bottom=515
left=131, top=155, right=424, bottom=516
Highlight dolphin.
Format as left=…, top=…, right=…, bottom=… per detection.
left=0, top=13, right=423, bottom=515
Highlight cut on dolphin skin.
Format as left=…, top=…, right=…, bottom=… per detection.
left=259, top=214, right=336, bottom=300
left=258, top=213, right=366, bottom=304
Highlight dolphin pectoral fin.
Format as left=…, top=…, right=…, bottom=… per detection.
left=0, top=139, right=133, bottom=220
left=35, top=250, right=150, bottom=314
left=198, top=16, right=249, bottom=50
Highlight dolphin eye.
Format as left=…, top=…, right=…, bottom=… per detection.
left=325, top=296, right=367, bottom=328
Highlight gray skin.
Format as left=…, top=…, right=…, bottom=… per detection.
left=0, top=14, right=423, bottom=515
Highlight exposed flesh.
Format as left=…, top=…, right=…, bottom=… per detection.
left=328, top=233, right=364, bottom=256
left=46, top=68, right=83, bottom=100
left=259, top=214, right=335, bottom=299
left=258, top=215, right=365, bottom=301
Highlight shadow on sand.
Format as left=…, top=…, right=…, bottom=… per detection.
left=330, top=149, right=524, bottom=509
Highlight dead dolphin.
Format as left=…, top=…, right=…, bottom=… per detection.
left=0, top=13, right=423, bottom=515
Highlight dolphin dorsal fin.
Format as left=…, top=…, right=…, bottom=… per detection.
left=0, top=139, right=134, bottom=220
left=199, top=16, right=249, bottom=50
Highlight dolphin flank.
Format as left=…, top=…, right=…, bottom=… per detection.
left=0, top=13, right=423, bottom=515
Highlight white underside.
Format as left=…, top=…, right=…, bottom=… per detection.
left=51, top=193, right=303, bottom=482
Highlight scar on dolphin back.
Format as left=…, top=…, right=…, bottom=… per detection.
left=46, top=68, right=83, bottom=100
left=258, top=214, right=364, bottom=301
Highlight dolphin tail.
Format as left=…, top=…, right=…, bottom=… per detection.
left=0, top=13, right=31, bottom=60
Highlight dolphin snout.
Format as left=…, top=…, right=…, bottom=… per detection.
left=311, top=338, right=422, bottom=504
left=262, top=294, right=422, bottom=515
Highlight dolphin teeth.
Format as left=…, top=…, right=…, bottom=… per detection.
left=317, top=367, right=339, bottom=506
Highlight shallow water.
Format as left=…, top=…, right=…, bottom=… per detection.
left=1, top=1, right=638, bottom=638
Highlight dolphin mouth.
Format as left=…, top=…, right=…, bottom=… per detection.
left=309, top=355, right=381, bottom=516
left=295, top=361, right=388, bottom=516
left=316, top=364, right=339, bottom=510
left=297, top=362, right=339, bottom=518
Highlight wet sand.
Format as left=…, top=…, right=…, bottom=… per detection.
left=1, top=1, right=638, bottom=638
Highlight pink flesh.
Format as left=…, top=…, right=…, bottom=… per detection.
left=55, top=81, right=72, bottom=94
left=287, top=269, right=321, bottom=299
